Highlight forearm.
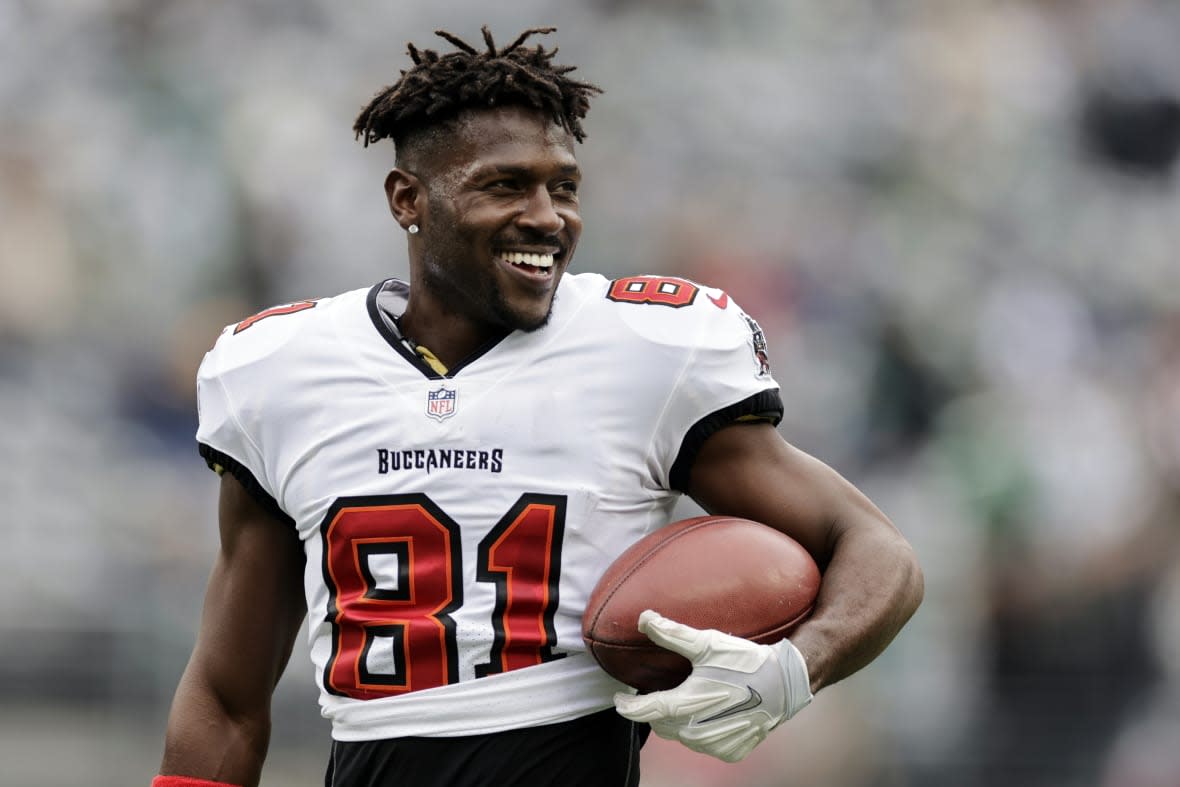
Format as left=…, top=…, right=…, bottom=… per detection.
left=686, top=424, right=924, bottom=695
left=160, top=667, right=271, bottom=787
left=789, top=524, right=923, bottom=693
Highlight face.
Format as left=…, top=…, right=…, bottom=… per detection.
left=405, top=106, right=583, bottom=333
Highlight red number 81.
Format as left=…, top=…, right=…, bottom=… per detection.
left=320, top=493, right=566, bottom=700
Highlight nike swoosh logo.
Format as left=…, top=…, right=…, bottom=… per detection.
left=707, top=291, right=728, bottom=309
left=696, top=686, right=762, bottom=724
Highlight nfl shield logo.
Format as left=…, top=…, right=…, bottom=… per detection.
left=426, top=386, right=457, bottom=422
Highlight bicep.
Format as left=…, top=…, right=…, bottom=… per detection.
left=187, top=473, right=307, bottom=713
left=686, top=422, right=896, bottom=566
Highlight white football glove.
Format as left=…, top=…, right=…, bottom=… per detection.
left=613, top=609, right=812, bottom=763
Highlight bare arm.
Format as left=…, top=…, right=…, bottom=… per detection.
left=159, top=474, right=307, bottom=787
left=687, top=422, right=923, bottom=693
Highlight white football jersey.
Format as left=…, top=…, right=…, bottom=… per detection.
left=195, top=271, right=782, bottom=740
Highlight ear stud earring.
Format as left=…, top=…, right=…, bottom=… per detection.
left=408, top=224, right=419, bottom=234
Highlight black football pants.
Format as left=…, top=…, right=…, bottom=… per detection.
left=325, top=708, right=650, bottom=787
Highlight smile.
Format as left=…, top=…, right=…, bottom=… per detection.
left=496, top=250, right=557, bottom=274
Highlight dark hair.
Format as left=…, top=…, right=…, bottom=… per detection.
left=354, top=26, right=601, bottom=154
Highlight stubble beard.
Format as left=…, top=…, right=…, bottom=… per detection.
left=415, top=193, right=560, bottom=333
left=417, top=252, right=556, bottom=335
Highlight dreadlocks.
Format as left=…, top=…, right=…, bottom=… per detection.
left=354, top=26, right=601, bottom=156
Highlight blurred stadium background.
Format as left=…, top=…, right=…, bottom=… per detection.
left=3, top=1, right=1180, bottom=785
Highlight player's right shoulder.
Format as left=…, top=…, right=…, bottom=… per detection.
left=200, top=288, right=359, bottom=377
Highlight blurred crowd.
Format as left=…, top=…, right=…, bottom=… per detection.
left=3, top=1, right=1180, bottom=785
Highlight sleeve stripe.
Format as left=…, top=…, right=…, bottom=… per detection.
left=198, top=443, right=296, bottom=527
left=668, top=389, right=784, bottom=493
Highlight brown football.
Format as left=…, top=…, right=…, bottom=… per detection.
left=582, top=515, right=820, bottom=692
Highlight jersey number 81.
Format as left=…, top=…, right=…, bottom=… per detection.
left=320, top=493, right=566, bottom=700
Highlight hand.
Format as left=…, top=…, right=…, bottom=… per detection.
left=613, top=609, right=812, bottom=762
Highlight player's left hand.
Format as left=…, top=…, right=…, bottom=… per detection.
left=613, top=609, right=812, bottom=762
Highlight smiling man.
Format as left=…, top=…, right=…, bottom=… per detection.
left=155, top=26, right=922, bottom=787
left=388, top=102, right=582, bottom=349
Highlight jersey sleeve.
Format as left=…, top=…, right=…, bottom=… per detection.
left=193, top=305, right=318, bottom=526
left=631, top=284, right=784, bottom=493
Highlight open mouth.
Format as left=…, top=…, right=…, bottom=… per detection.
left=497, top=249, right=559, bottom=275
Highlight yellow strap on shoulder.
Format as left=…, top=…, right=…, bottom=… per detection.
left=414, top=344, right=449, bottom=376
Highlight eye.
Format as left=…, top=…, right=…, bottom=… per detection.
left=552, top=180, right=579, bottom=197
left=486, top=179, right=520, bottom=192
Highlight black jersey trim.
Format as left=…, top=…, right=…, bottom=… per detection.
left=198, top=443, right=296, bottom=527
left=668, top=389, right=784, bottom=493
left=366, top=281, right=442, bottom=379
left=365, top=280, right=510, bottom=380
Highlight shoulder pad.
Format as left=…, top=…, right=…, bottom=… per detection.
left=602, top=274, right=760, bottom=353
left=201, top=296, right=331, bottom=377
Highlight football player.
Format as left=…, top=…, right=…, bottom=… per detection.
left=155, top=26, right=923, bottom=787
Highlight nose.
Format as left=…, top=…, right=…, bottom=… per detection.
left=516, top=186, right=565, bottom=235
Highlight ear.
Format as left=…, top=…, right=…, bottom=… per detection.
left=384, top=168, right=422, bottom=230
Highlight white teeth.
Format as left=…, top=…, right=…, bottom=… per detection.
left=501, top=251, right=555, bottom=268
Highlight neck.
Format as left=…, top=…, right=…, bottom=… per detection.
left=397, top=304, right=508, bottom=371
